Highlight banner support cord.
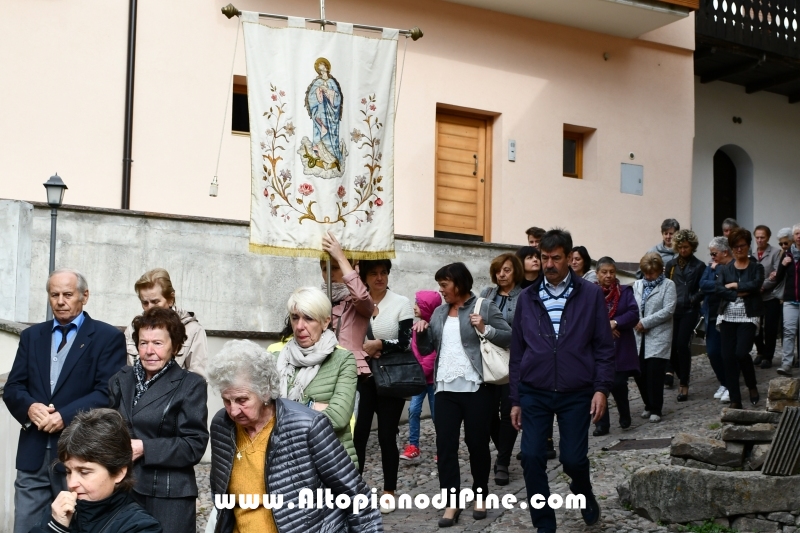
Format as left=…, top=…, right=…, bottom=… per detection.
left=210, top=19, right=241, bottom=196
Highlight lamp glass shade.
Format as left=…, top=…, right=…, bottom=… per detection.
left=43, top=174, right=67, bottom=208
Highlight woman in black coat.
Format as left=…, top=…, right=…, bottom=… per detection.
left=715, top=228, right=765, bottom=409
left=31, top=409, right=162, bottom=533
left=664, top=229, right=706, bottom=402
left=109, top=307, right=209, bottom=533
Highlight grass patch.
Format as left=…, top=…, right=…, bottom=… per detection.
left=707, top=423, right=721, bottom=430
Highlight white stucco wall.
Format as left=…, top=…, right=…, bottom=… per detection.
left=692, top=79, right=800, bottom=252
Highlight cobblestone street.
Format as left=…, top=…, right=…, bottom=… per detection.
left=196, top=353, right=778, bottom=532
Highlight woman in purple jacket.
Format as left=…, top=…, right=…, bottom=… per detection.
left=593, top=257, right=640, bottom=436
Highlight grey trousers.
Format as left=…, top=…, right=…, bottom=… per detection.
left=14, top=449, right=66, bottom=533
left=781, top=302, right=800, bottom=368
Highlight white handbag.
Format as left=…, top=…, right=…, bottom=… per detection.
left=473, top=297, right=510, bottom=385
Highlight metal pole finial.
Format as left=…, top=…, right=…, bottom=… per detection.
left=221, top=3, right=241, bottom=19
left=409, top=27, right=423, bottom=41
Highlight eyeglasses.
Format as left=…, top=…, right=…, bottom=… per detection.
left=709, top=252, right=718, bottom=257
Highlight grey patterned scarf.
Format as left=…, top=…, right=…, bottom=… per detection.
left=133, top=358, right=175, bottom=407
left=642, top=274, right=665, bottom=302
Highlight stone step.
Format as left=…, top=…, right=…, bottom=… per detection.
left=720, top=423, right=776, bottom=443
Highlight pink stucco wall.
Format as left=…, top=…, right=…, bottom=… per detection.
left=1, top=0, right=695, bottom=261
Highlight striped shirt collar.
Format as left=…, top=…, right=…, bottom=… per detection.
left=543, top=271, right=572, bottom=298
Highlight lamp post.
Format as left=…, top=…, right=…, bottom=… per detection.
left=43, top=173, right=68, bottom=321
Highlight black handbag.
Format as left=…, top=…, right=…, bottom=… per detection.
left=366, top=324, right=426, bottom=398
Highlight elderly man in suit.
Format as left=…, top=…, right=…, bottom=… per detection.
left=3, top=268, right=126, bottom=533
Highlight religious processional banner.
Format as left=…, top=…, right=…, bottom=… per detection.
left=242, top=13, right=398, bottom=259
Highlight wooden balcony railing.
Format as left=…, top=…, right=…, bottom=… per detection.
left=696, top=0, right=799, bottom=59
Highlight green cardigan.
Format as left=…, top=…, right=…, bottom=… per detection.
left=270, top=345, right=358, bottom=467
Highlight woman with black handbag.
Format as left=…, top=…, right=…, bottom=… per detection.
left=413, top=262, right=511, bottom=527
left=353, top=259, right=415, bottom=515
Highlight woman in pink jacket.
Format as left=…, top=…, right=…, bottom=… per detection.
left=400, top=290, right=441, bottom=462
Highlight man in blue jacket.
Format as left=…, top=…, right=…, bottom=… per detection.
left=510, top=229, right=614, bottom=533
left=3, top=268, right=126, bottom=533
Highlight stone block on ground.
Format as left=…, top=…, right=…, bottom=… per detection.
left=721, top=408, right=781, bottom=425
left=747, top=444, right=771, bottom=470
left=685, top=458, right=716, bottom=470
left=627, top=465, right=800, bottom=523
left=766, top=512, right=795, bottom=525
left=767, top=399, right=800, bottom=412
left=670, top=433, right=744, bottom=467
left=768, top=378, right=800, bottom=401
left=720, top=423, right=776, bottom=443
left=730, top=516, right=780, bottom=532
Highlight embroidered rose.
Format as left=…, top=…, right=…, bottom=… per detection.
left=369, top=104, right=376, bottom=111
left=298, top=183, right=314, bottom=196
left=271, top=94, right=278, bottom=101
left=361, top=98, right=367, bottom=105
left=263, top=188, right=269, bottom=197
left=279, top=90, right=286, bottom=97
left=375, top=198, right=383, bottom=207
left=337, top=185, right=346, bottom=199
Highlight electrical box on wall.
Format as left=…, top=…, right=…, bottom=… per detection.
left=621, top=163, right=643, bottom=195
left=508, top=139, right=516, bottom=162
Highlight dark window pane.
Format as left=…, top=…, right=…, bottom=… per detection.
left=563, top=138, right=576, bottom=175
left=232, top=93, right=250, bottom=133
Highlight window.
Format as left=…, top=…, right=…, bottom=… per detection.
left=232, top=76, right=249, bottom=134
left=563, top=130, right=583, bottom=179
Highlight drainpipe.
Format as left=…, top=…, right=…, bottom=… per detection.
left=121, top=0, right=138, bottom=209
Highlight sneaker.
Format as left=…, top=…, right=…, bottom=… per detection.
left=400, top=444, right=420, bottom=462
left=641, top=410, right=651, bottom=419
left=649, top=414, right=661, bottom=423
left=720, top=389, right=730, bottom=403
left=777, top=365, right=793, bottom=376
left=713, top=385, right=727, bottom=399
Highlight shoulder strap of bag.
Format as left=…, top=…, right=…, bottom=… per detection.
left=473, top=297, right=486, bottom=339
left=366, top=320, right=375, bottom=341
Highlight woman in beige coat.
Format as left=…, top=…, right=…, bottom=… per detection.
left=125, top=268, right=208, bottom=379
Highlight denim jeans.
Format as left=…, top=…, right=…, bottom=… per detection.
left=781, top=302, right=800, bottom=368
left=408, top=384, right=435, bottom=447
left=519, top=383, right=594, bottom=531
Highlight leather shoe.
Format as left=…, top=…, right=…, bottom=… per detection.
left=753, top=354, right=765, bottom=365
left=438, top=508, right=462, bottom=528
left=676, top=393, right=688, bottom=402
left=581, top=492, right=601, bottom=526
left=494, top=464, right=509, bottom=486
left=619, top=417, right=631, bottom=429
left=592, top=426, right=609, bottom=437
left=749, top=389, right=760, bottom=406
left=473, top=509, right=487, bottom=520
left=760, top=359, right=773, bottom=369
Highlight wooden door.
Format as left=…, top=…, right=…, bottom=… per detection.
left=435, top=113, right=489, bottom=240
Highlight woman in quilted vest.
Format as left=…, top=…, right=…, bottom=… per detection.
left=271, top=286, right=358, bottom=467
left=207, top=340, right=381, bottom=533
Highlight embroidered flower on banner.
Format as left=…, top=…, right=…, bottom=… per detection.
left=298, top=183, right=314, bottom=196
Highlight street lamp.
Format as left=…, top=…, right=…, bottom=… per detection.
left=43, top=173, right=67, bottom=321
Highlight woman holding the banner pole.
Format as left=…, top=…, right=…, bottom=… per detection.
left=320, top=231, right=374, bottom=377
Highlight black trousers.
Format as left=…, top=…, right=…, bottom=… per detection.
left=634, top=356, right=667, bottom=416
left=353, top=377, right=406, bottom=491
left=720, top=321, right=758, bottom=406
left=435, top=385, right=493, bottom=495
left=131, top=493, right=196, bottom=533
left=755, top=298, right=782, bottom=359
left=596, top=372, right=632, bottom=430
left=670, top=310, right=698, bottom=387
left=490, top=383, right=519, bottom=468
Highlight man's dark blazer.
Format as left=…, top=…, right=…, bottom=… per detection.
left=108, top=363, right=208, bottom=498
left=3, top=312, right=127, bottom=471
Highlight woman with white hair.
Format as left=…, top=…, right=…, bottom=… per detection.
left=207, top=340, right=381, bottom=533
left=271, top=287, right=358, bottom=466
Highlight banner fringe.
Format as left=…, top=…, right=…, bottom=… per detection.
left=249, top=243, right=396, bottom=260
